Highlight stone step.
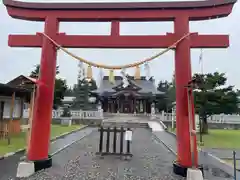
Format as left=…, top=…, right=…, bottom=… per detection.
left=102, top=122, right=149, bottom=128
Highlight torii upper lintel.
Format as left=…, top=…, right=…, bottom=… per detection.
left=3, top=0, right=237, bottom=21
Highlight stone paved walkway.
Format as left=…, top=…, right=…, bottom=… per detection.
left=22, top=128, right=184, bottom=180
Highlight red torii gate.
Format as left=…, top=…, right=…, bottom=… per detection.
left=4, top=0, right=236, bottom=176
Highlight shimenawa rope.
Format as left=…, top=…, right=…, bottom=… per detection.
left=42, top=32, right=191, bottom=70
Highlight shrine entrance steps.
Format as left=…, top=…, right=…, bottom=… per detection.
left=102, top=116, right=149, bottom=129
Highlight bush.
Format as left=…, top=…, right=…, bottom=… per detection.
left=61, top=107, right=72, bottom=117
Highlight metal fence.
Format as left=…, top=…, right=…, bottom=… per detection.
left=159, top=112, right=240, bottom=124
left=23, top=109, right=104, bottom=120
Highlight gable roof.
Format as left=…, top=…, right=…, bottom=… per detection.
left=7, top=75, right=37, bottom=86
left=112, top=76, right=142, bottom=92
left=93, top=76, right=164, bottom=96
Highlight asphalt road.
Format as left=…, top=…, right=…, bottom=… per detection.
left=153, top=131, right=235, bottom=180
left=0, top=151, right=24, bottom=180
left=203, top=148, right=240, bottom=159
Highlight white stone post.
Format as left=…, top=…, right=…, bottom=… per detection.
left=161, top=111, right=165, bottom=121
left=150, top=103, right=156, bottom=120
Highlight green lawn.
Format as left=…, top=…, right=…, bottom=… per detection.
left=168, top=128, right=240, bottom=149
left=0, top=124, right=82, bottom=156
left=200, top=129, right=240, bottom=149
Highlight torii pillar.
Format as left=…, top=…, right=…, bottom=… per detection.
left=28, top=17, right=59, bottom=170
left=174, top=16, right=197, bottom=175
left=3, top=0, right=236, bottom=176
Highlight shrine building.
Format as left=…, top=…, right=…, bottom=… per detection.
left=92, top=75, right=164, bottom=114
left=0, top=82, right=31, bottom=136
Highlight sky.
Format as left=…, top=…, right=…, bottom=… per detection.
left=0, top=0, right=239, bottom=88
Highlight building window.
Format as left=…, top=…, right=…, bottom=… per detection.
left=0, top=101, right=4, bottom=120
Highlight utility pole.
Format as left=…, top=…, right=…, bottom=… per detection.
left=199, top=49, right=204, bottom=145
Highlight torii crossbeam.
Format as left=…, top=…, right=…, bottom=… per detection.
left=4, top=0, right=236, bottom=177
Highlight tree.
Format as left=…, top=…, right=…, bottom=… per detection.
left=88, top=79, right=97, bottom=91
left=30, top=64, right=60, bottom=79
left=71, top=78, right=98, bottom=110
left=72, top=79, right=90, bottom=110
left=61, top=107, right=72, bottom=117
left=29, top=64, right=67, bottom=109
left=156, top=80, right=175, bottom=112
left=65, top=87, right=74, bottom=96
left=156, top=80, right=170, bottom=112
left=169, top=73, right=176, bottom=103
left=53, top=79, right=68, bottom=109
left=193, top=72, right=239, bottom=133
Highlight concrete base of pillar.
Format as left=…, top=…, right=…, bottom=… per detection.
left=16, top=161, right=35, bottom=178
left=17, top=156, right=52, bottom=178
left=187, top=168, right=204, bottom=180
left=173, top=162, right=204, bottom=178
left=173, top=161, right=188, bottom=177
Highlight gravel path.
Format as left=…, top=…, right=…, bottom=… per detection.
left=22, top=128, right=184, bottom=180
left=0, top=127, right=95, bottom=180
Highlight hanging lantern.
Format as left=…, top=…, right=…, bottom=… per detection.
left=109, top=69, right=115, bottom=84
left=134, top=66, right=141, bottom=80
left=86, top=65, right=92, bottom=79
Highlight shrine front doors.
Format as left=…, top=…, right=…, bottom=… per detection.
left=122, top=101, right=132, bottom=113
